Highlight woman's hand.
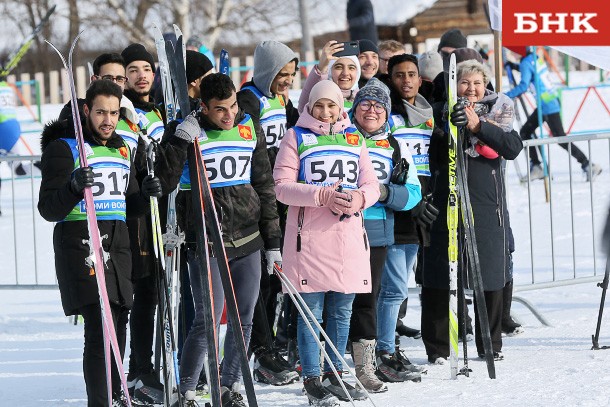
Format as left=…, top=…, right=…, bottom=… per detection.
left=318, top=41, right=343, bottom=73
left=464, top=105, right=481, bottom=133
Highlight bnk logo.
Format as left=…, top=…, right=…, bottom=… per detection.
left=503, top=0, right=609, bottom=46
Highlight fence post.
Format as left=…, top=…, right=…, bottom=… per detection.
left=61, top=68, right=70, bottom=103
left=20, top=73, right=32, bottom=105
left=49, top=70, right=60, bottom=104
left=230, top=56, right=240, bottom=89
left=244, top=55, right=254, bottom=88
left=35, top=72, right=46, bottom=106
left=76, top=66, right=87, bottom=98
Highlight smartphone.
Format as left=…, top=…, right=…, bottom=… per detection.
left=333, top=41, right=360, bottom=57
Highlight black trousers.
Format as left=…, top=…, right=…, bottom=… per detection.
left=127, top=274, right=159, bottom=377
left=520, top=109, right=588, bottom=168
left=349, top=246, right=387, bottom=341
left=420, top=286, right=477, bottom=359
left=249, top=260, right=283, bottom=351
left=79, top=302, right=129, bottom=407
left=474, top=289, right=503, bottom=354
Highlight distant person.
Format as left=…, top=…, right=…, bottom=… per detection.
left=347, top=0, right=378, bottom=44
left=505, top=46, right=602, bottom=181
left=417, top=51, right=443, bottom=103
left=185, top=35, right=216, bottom=68
left=378, top=40, right=405, bottom=75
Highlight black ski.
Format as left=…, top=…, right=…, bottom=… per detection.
left=169, top=36, right=259, bottom=407
left=455, top=128, right=497, bottom=379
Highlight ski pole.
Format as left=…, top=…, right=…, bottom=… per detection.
left=274, top=264, right=379, bottom=407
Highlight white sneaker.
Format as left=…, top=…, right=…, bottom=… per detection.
left=529, top=164, right=544, bottom=180
left=584, top=163, right=602, bottom=182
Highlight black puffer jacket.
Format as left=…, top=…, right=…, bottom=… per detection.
left=175, top=108, right=281, bottom=258
left=423, top=94, right=523, bottom=291
left=38, top=118, right=149, bottom=316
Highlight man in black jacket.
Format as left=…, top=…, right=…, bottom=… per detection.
left=38, top=79, right=162, bottom=407
left=119, top=43, right=188, bottom=403
left=173, top=73, right=282, bottom=406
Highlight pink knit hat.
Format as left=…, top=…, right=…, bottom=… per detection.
left=308, top=80, right=345, bottom=114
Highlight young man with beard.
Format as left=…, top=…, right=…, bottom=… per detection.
left=119, top=43, right=190, bottom=404
left=38, top=79, right=162, bottom=407
left=237, top=40, right=300, bottom=386
left=172, top=73, right=282, bottom=406
left=357, top=39, right=379, bottom=88
left=375, top=54, right=441, bottom=369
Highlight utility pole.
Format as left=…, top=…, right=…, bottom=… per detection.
left=298, top=0, right=314, bottom=55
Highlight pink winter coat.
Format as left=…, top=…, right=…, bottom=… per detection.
left=273, top=108, right=380, bottom=294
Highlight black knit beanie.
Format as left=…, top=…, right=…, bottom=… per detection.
left=121, top=43, right=155, bottom=68
left=358, top=39, right=379, bottom=55
left=437, top=29, right=467, bottom=51
left=186, top=50, right=214, bottom=83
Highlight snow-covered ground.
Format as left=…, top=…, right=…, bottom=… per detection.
left=2, top=71, right=610, bottom=406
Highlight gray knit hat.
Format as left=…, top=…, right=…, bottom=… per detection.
left=418, top=51, right=443, bottom=81
left=352, top=77, right=391, bottom=117
left=252, top=40, right=299, bottom=98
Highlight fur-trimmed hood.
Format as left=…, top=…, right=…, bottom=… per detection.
left=41, top=116, right=125, bottom=152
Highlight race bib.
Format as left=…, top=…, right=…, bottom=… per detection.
left=263, top=118, right=286, bottom=149
left=302, top=155, right=359, bottom=189
left=202, top=150, right=252, bottom=187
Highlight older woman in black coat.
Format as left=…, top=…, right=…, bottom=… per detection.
left=421, top=58, right=523, bottom=363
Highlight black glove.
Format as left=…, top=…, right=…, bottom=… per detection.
left=390, top=158, right=410, bottom=185
left=504, top=61, right=520, bottom=71
left=141, top=174, right=163, bottom=198
left=450, top=98, right=469, bottom=127
left=412, top=194, right=439, bottom=228
left=70, top=166, right=94, bottom=195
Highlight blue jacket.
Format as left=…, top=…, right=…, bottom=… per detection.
left=506, top=53, right=560, bottom=115
left=362, top=133, right=421, bottom=247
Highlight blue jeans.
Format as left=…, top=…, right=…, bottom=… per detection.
left=297, top=291, right=355, bottom=379
left=377, top=244, right=419, bottom=353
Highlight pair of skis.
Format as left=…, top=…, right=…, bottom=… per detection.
left=47, top=34, right=132, bottom=406
left=165, top=33, right=257, bottom=406
left=447, top=53, right=496, bottom=379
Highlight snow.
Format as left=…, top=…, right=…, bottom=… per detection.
left=2, top=72, right=610, bottom=406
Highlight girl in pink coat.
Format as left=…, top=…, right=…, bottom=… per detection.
left=274, top=80, right=379, bottom=405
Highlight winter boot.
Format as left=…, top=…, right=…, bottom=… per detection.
left=112, top=391, right=130, bottom=407
left=528, top=163, right=545, bottom=180
left=502, top=280, right=525, bottom=336
left=303, top=376, right=340, bottom=406
left=132, top=371, right=164, bottom=405
left=253, top=346, right=299, bottom=385
left=395, top=346, right=427, bottom=373
left=478, top=351, right=504, bottom=361
left=221, top=383, right=246, bottom=407
left=321, top=371, right=367, bottom=401
left=195, top=368, right=209, bottom=397
left=375, top=350, right=422, bottom=383
left=396, top=325, right=422, bottom=339
left=584, top=162, right=602, bottom=182
left=351, top=339, right=387, bottom=393
left=171, top=390, right=200, bottom=407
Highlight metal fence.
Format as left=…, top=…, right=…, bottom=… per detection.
left=510, top=132, right=610, bottom=293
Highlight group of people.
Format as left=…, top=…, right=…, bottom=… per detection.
left=37, top=26, right=598, bottom=407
